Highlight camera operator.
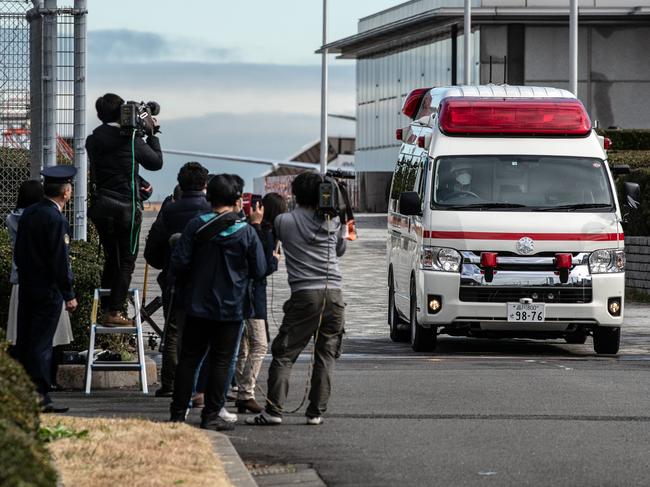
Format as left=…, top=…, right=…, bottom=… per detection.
left=247, top=172, right=346, bottom=427
left=86, top=93, right=163, bottom=327
left=144, top=162, right=211, bottom=397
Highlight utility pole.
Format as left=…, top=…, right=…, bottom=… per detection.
left=464, top=0, right=471, bottom=85
left=42, top=0, right=57, bottom=168
left=319, top=0, right=328, bottom=175
left=569, top=0, right=578, bottom=96
left=28, top=1, right=44, bottom=179
left=73, top=0, right=87, bottom=240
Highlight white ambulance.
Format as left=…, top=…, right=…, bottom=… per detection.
left=387, top=85, right=640, bottom=354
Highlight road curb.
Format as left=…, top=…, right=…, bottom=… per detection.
left=203, top=430, right=257, bottom=487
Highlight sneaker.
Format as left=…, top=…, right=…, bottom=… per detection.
left=219, top=407, right=238, bottom=423
left=245, top=411, right=282, bottom=426
left=200, top=415, right=235, bottom=432
left=102, top=312, right=134, bottom=327
left=306, top=416, right=323, bottom=425
left=41, top=402, right=69, bottom=414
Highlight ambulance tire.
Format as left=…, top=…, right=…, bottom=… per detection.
left=410, top=281, right=436, bottom=353
left=593, top=326, right=620, bottom=355
left=388, top=282, right=409, bottom=343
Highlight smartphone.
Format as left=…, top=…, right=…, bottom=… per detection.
left=242, top=193, right=263, bottom=216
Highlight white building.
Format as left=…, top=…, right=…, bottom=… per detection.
left=322, top=0, right=650, bottom=212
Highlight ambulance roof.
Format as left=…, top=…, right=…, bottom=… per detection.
left=429, top=85, right=576, bottom=109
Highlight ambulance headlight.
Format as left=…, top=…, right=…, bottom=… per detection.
left=589, top=249, right=625, bottom=274
left=421, top=246, right=462, bottom=272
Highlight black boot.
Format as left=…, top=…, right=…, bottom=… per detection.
left=169, top=406, right=188, bottom=423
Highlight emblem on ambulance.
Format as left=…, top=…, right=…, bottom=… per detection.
left=516, top=237, right=535, bottom=255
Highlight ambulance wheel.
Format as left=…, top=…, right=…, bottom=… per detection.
left=410, top=281, right=436, bottom=353
left=565, top=329, right=588, bottom=345
left=593, top=326, right=620, bottom=355
left=388, top=279, right=409, bottom=343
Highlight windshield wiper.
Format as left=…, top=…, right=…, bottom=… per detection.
left=537, top=203, right=613, bottom=212
left=442, top=203, right=528, bottom=210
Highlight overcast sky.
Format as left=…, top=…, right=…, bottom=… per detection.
left=85, top=0, right=402, bottom=198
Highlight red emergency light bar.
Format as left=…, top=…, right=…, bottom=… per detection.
left=402, top=88, right=432, bottom=119
left=438, top=97, right=592, bottom=136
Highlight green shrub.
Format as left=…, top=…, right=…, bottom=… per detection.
left=608, top=150, right=650, bottom=170
left=0, top=347, right=40, bottom=434
left=615, top=168, right=650, bottom=236
left=600, top=129, right=650, bottom=151
left=0, top=420, right=57, bottom=487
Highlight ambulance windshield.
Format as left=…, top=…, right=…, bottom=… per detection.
left=433, top=155, right=615, bottom=211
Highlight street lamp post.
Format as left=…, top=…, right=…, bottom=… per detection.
left=569, top=0, right=578, bottom=96
left=319, top=0, right=328, bottom=175
left=464, top=0, right=471, bottom=85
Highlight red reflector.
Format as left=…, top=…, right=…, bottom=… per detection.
left=417, top=136, right=426, bottom=148
left=555, top=253, right=572, bottom=269
left=480, top=252, right=498, bottom=268
left=604, top=137, right=612, bottom=150
left=396, top=128, right=403, bottom=141
left=402, top=88, right=431, bottom=119
left=438, top=97, right=592, bottom=136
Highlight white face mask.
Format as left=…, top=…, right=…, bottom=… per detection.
left=456, top=172, right=471, bottom=186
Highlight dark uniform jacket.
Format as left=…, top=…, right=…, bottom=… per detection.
left=170, top=213, right=267, bottom=322
left=245, top=224, right=278, bottom=320
left=14, top=199, right=74, bottom=301
left=86, top=123, right=163, bottom=200
left=144, top=191, right=211, bottom=271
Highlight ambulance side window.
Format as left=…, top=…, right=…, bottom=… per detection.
left=389, top=153, right=407, bottom=212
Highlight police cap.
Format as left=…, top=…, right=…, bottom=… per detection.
left=41, top=165, right=77, bottom=184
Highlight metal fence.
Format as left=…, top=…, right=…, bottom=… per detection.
left=0, top=1, right=80, bottom=229
left=0, top=0, right=31, bottom=218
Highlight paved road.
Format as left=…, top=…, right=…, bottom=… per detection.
left=59, top=221, right=650, bottom=486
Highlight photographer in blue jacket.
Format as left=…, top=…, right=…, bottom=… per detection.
left=168, top=174, right=267, bottom=431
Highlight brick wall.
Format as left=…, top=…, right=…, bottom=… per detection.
left=625, top=237, right=650, bottom=292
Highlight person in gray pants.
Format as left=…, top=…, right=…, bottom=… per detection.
left=247, top=172, right=346, bottom=426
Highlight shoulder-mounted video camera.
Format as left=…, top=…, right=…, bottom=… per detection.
left=120, top=101, right=160, bottom=137
left=317, top=170, right=354, bottom=219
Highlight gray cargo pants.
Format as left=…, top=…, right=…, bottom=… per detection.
left=265, top=288, right=345, bottom=418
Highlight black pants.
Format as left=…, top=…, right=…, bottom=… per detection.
left=92, top=208, right=141, bottom=312
left=14, top=286, right=62, bottom=404
left=171, top=316, right=243, bottom=419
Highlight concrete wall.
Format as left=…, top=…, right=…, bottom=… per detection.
left=625, top=237, right=650, bottom=293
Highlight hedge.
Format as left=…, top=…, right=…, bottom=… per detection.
left=0, top=227, right=127, bottom=353
left=600, top=129, right=650, bottom=151
left=608, top=150, right=650, bottom=170
left=0, top=345, right=57, bottom=487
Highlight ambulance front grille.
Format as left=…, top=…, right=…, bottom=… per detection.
left=458, top=286, right=592, bottom=304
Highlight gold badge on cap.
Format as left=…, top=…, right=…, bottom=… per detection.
left=64, top=234, right=70, bottom=245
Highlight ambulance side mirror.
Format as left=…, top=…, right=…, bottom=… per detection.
left=624, top=182, right=640, bottom=210
left=399, top=191, right=421, bottom=216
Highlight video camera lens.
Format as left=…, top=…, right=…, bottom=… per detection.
left=147, top=101, right=160, bottom=116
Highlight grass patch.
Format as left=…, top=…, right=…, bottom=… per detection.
left=42, top=416, right=231, bottom=487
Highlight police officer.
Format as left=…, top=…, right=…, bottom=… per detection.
left=14, top=166, right=78, bottom=413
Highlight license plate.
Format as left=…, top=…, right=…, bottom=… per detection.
left=507, top=303, right=545, bottom=322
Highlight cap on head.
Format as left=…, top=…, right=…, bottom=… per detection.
left=41, top=165, right=77, bottom=185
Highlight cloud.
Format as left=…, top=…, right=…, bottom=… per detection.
left=87, top=61, right=356, bottom=120
left=88, top=29, right=237, bottom=63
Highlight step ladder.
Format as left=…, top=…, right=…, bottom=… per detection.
left=84, top=288, right=148, bottom=394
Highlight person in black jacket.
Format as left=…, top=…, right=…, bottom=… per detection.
left=86, top=93, right=163, bottom=326
left=169, top=174, right=266, bottom=431
left=235, top=192, right=287, bottom=413
left=144, top=162, right=211, bottom=397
